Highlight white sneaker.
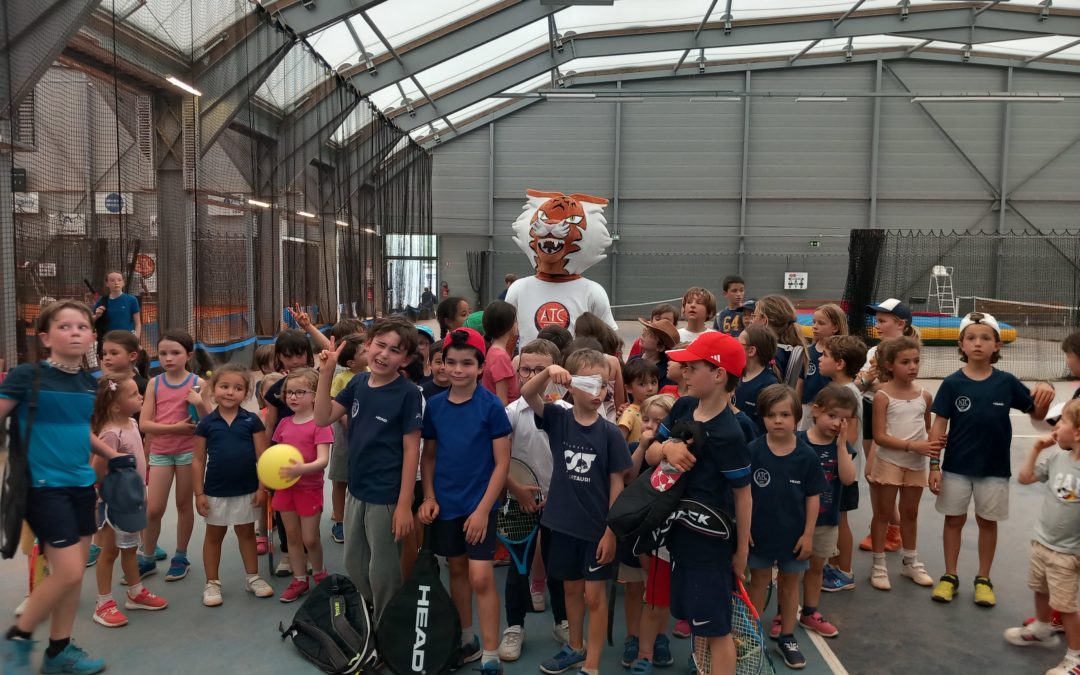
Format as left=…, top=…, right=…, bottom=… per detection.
left=499, top=626, right=524, bottom=661
left=203, top=580, right=223, bottom=607
left=246, top=575, right=274, bottom=598
left=870, top=565, right=891, bottom=591
left=1004, top=625, right=1061, bottom=648
left=275, top=556, right=293, bottom=578
left=901, top=560, right=934, bottom=587
left=1047, top=655, right=1080, bottom=675
left=13, top=596, right=28, bottom=617
left=531, top=589, right=546, bottom=612
left=552, top=620, right=570, bottom=645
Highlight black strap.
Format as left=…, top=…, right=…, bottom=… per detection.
left=23, top=363, right=41, bottom=459
left=328, top=592, right=368, bottom=671
left=284, top=620, right=356, bottom=674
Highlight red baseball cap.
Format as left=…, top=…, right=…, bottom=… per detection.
left=666, top=331, right=746, bottom=377
left=446, top=327, right=486, bottom=358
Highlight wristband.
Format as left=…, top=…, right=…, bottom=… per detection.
left=194, top=492, right=204, bottom=497
left=929, top=458, right=940, bottom=467
left=422, top=496, right=437, bottom=503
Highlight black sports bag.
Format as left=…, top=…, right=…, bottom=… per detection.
left=280, top=574, right=376, bottom=674
left=377, top=548, right=460, bottom=675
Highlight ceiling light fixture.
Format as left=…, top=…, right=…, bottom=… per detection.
left=911, top=95, right=1064, bottom=102
left=297, top=211, right=316, bottom=218
left=796, top=96, right=848, bottom=102
left=247, top=199, right=271, bottom=208
left=335, top=220, right=349, bottom=227
left=165, top=75, right=202, bottom=97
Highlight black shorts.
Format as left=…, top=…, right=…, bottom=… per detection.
left=26, top=486, right=97, bottom=549
left=410, top=480, right=423, bottom=514
left=670, top=563, right=733, bottom=638
left=862, top=398, right=874, bottom=440
left=545, top=530, right=614, bottom=582
left=428, top=510, right=498, bottom=560
left=618, top=541, right=642, bottom=568
left=839, top=479, right=860, bottom=512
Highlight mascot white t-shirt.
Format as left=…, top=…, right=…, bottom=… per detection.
left=506, top=276, right=617, bottom=344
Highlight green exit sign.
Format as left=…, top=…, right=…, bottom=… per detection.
left=809, top=240, right=821, bottom=247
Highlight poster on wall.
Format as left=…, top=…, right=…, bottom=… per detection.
left=47, top=213, right=86, bottom=236
left=784, top=272, right=809, bottom=290
left=13, top=192, right=39, bottom=213
left=133, top=252, right=157, bottom=294
left=206, top=193, right=244, bottom=216
left=95, top=191, right=134, bottom=214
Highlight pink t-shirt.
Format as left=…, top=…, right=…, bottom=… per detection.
left=272, top=416, right=334, bottom=490
left=100, top=418, right=147, bottom=481
left=481, top=346, right=520, bottom=403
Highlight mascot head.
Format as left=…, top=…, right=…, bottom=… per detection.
left=512, top=189, right=611, bottom=282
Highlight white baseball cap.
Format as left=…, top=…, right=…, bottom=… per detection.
left=959, top=312, right=1001, bottom=338
left=1047, top=402, right=1066, bottom=425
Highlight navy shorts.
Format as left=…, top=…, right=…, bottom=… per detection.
left=26, top=486, right=97, bottom=549
left=862, top=399, right=874, bottom=440
left=670, top=563, right=733, bottom=638
left=839, top=479, right=860, bottom=512
left=545, top=530, right=614, bottom=581
left=428, top=509, right=497, bottom=561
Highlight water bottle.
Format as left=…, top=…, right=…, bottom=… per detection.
left=188, top=383, right=201, bottom=423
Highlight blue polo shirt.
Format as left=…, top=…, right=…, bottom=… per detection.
left=748, top=436, right=828, bottom=563
left=93, top=293, right=140, bottom=332
left=335, top=372, right=423, bottom=504
left=421, top=386, right=512, bottom=519
left=931, top=368, right=1034, bottom=478
left=714, top=308, right=745, bottom=337
left=734, top=410, right=760, bottom=444
left=0, top=362, right=97, bottom=488
left=801, top=344, right=831, bottom=404
left=195, top=408, right=265, bottom=497
left=735, top=368, right=780, bottom=430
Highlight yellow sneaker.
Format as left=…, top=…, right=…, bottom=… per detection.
left=974, top=576, right=996, bottom=607
left=932, top=574, right=959, bottom=603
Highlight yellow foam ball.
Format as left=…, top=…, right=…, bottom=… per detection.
left=258, top=443, right=303, bottom=491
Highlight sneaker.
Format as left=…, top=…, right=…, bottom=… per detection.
left=822, top=566, right=855, bottom=592
left=93, top=600, right=128, bottom=628
left=275, top=556, right=293, bottom=578
left=974, top=576, right=996, bottom=607
left=1047, top=655, right=1080, bottom=675
left=246, top=576, right=274, bottom=598
left=256, top=536, right=269, bottom=555
left=884, top=524, right=902, bottom=553
left=121, top=556, right=157, bottom=585
left=552, top=620, right=570, bottom=645
left=531, top=580, right=547, bottom=612
left=630, top=658, right=654, bottom=675
left=203, top=580, right=223, bottom=607
left=932, top=574, right=959, bottom=603
left=769, top=615, right=782, bottom=640
left=622, top=636, right=640, bottom=667
left=40, top=641, right=105, bottom=675
left=777, top=635, right=806, bottom=670
left=652, top=634, right=674, bottom=668
left=125, top=588, right=168, bottom=611
left=280, top=577, right=310, bottom=603
left=0, top=636, right=35, bottom=675
left=313, top=571, right=328, bottom=585
left=85, top=544, right=101, bottom=568
left=14, top=596, right=29, bottom=618
left=540, top=645, right=586, bottom=674
left=479, top=659, right=503, bottom=675
left=455, top=636, right=481, bottom=669
left=673, top=620, right=691, bottom=639
left=331, top=521, right=344, bottom=544
left=799, top=610, right=838, bottom=638
left=901, top=559, right=934, bottom=587
left=499, top=626, right=524, bottom=662
left=164, top=555, right=190, bottom=581
left=858, top=533, right=873, bottom=551
left=1024, top=612, right=1066, bottom=633
left=870, top=565, right=891, bottom=591
left=154, top=545, right=167, bottom=561
left=1003, top=624, right=1061, bottom=648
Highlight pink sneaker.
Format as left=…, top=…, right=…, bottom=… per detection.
left=312, top=571, right=328, bottom=585
left=799, top=611, right=838, bottom=638
left=93, top=600, right=128, bottom=627
left=280, top=577, right=310, bottom=603
left=770, top=615, right=782, bottom=640
left=673, top=619, right=691, bottom=638
left=256, top=536, right=269, bottom=556
left=125, top=587, right=168, bottom=611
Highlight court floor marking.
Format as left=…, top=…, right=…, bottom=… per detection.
left=805, top=630, right=850, bottom=675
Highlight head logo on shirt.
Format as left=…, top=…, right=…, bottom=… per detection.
left=753, top=468, right=771, bottom=488
left=955, top=396, right=972, bottom=413
left=564, top=450, right=596, bottom=475
left=351, top=399, right=360, bottom=419
left=806, top=362, right=817, bottom=377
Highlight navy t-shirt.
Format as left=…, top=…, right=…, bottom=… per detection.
left=663, top=398, right=751, bottom=567
left=0, top=362, right=97, bottom=488
left=421, top=380, right=448, bottom=401
left=734, top=411, right=760, bottom=444
left=335, top=373, right=424, bottom=504
left=801, top=344, right=831, bottom=404
left=748, top=436, right=828, bottom=562
left=931, top=368, right=1034, bottom=478
left=422, top=386, right=512, bottom=519
left=93, top=293, right=140, bottom=332
left=797, top=430, right=853, bottom=527
left=264, top=377, right=293, bottom=421
left=735, top=369, right=780, bottom=430
left=714, top=308, right=745, bottom=337
left=537, top=404, right=631, bottom=542
left=195, top=408, right=265, bottom=497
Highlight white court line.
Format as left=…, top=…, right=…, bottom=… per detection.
left=804, top=630, right=850, bottom=675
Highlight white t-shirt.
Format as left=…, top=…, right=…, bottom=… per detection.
left=505, top=276, right=617, bottom=345
left=859, top=345, right=878, bottom=402
left=677, top=326, right=715, bottom=343
left=505, top=397, right=572, bottom=495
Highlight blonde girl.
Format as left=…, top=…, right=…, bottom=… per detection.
left=801, top=304, right=848, bottom=409
left=869, top=337, right=941, bottom=590
left=751, top=295, right=809, bottom=389
left=90, top=375, right=168, bottom=628
left=139, top=329, right=208, bottom=583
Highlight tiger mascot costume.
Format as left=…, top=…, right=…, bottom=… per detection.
left=505, top=189, right=618, bottom=344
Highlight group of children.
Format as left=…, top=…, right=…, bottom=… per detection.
left=0, top=272, right=1078, bottom=675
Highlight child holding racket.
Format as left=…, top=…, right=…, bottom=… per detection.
left=419, top=328, right=512, bottom=675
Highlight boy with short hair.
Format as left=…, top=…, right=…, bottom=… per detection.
left=419, top=328, right=512, bottom=675
left=422, top=339, right=450, bottom=400
left=314, top=317, right=422, bottom=621
left=929, top=312, right=1055, bottom=606
left=642, top=332, right=753, bottom=674
left=678, top=288, right=717, bottom=343
left=1005, top=399, right=1080, bottom=675
left=618, top=359, right=660, bottom=443
left=714, top=276, right=746, bottom=338
left=92, top=270, right=142, bottom=338
left=522, top=349, right=631, bottom=675
left=327, top=336, right=368, bottom=543
left=499, top=339, right=571, bottom=661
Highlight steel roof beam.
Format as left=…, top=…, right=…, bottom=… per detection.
left=266, top=89, right=362, bottom=192
left=267, top=0, right=388, bottom=37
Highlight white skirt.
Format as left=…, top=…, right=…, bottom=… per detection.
left=205, top=494, right=257, bottom=526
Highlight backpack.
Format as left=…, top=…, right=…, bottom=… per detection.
left=1, top=364, right=41, bottom=560
left=280, top=574, right=376, bottom=674
left=779, top=344, right=805, bottom=389
left=377, top=548, right=460, bottom=675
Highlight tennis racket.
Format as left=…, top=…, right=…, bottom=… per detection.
left=691, top=575, right=774, bottom=675
left=496, top=458, right=542, bottom=576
